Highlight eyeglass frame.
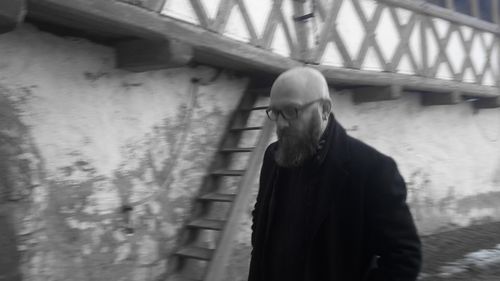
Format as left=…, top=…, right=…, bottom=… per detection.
left=266, top=98, right=325, bottom=121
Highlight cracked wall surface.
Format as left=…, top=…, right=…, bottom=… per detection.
left=0, top=24, right=247, bottom=281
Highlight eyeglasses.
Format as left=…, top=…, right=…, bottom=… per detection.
left=266, top=99, right=324, bottom=121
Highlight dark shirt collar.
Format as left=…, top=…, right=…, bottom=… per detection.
left=313, top=113, right=335, bottom=167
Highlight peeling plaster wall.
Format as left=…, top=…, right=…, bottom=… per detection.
left=0, top=25, right=247, bottom=281
left=224, top=89, right=500, bottom=281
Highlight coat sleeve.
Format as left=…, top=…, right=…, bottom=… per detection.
left=251, top=144, right=273, bottom=249
left=366, top=155, right=422, bottom=281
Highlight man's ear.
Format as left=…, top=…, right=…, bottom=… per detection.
left=321, top=100, right=332, bottom=120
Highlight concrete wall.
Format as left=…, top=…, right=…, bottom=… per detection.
left=0, top=24, right=247, bottom=281
left=224, top=89, right=500, bottom=281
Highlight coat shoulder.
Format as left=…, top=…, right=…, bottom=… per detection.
left=345, top=135, right=394, bottom=173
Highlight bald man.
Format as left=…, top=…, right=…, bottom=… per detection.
left=249, top=67, right=421, bottom=281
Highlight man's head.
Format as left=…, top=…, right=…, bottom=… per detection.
left=267, top=67, right=332, bottom=167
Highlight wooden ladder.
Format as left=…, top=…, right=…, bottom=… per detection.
left=168, top=87, right=274, bottom=281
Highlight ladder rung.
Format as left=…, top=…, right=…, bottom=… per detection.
left=246, top=88, right=271, bottom=96
left=212, top=169, right=245, bottom=176
left=187, top=219, right=225, bottom=230
left=220, top=147, right=255, bottom=153
left=230, top=126, right=263, bottom=131
left=198, top=193, right=235, bottom=202
left=175, top=246, right=213, bottom=261
left=241, top=105, right=268, bottom=111
left=168, top=274, right=201, bottom=281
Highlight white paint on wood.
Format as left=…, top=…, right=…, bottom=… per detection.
left=433, top=17, right=450, bottom=39
left=482, top=69, right=496, bottom=86
left=397, top=53, right=415, bottom=74
left=161, top=0, right=200, bottom=25
left=436, top=62, right=454, bottom=80
left=460, top=25, right=475, bottom=41
left=359, top=0, right=377, bottom=20
left=462, top=67, right=476, bottom=83
left=223, top=4, right=251, bottom=42
left=470, top=35, right=487, bottom=74
left=491, top=44, right=499, bottom=77
left=242, top=0, right=272, bottom=38
left=395, top=7, right=411, bottom=26
left=282, top=0, right=297, bottom=46
left=321, top=42, right=343, bottom=67
left=376, top=8, right=399, bottom=63
left=426, top=27, right=440, bottom=70
left=409, top=21, right=422, bottom=68
left=270, top=24, right=291, bottom=57
left=337, top=0, right=365, bottom=60
left=361, top=46, right=384, bottom=71
left=482, top=32, right=495, bottom=49
left=446, top=30, right=466, bottom=74
left=200, top=0, right=221, bottom=20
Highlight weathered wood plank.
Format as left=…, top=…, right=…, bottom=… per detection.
left=27, top=0, right=500, bottom=98
left=472, top=96, right=500, bottom=108
left=117, top=0, right=166, bottom=12
left=378, top=0, right=500, bottom=35
left=420, top=91, right=461, bottom=106
left=0, top=0, right=26, bottom=34
left=115, top=39, right=193, bottom=72
left=351, top=85, right=402, bottom=104
left=316, top=65, right=499, bottom=97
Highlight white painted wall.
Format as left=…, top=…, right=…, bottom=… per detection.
left=223, top=88, right=500, bottom=281
left=0, top=24, right=247, bottom=281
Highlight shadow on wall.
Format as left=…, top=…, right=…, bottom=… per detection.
left=0, top=90, right=39, bottom=281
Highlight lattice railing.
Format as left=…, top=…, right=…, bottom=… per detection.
left=159, top=0, right=499, bottom=87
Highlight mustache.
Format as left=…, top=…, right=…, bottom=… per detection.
left=277, top=128, right=297, bottom=138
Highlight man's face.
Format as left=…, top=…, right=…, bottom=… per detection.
left=269, top=90, right=323, bottom=168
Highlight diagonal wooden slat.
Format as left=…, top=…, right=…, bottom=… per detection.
left=190, top=0, right=210, bottom=28
left=313, top=0, right=348, bottom=64
left=420, top=14, right=429, bottom=76
left=261, top=0, right=283, bottom=48
left=457, top=28, right=479, bottom=82
left=389, top=7, right=419, bottom=74
left=276, top=2, right=298, bottom=58
left=234, top=0, right=258, bottom=44
left=476, top=33, right=497, bottom=85
left=352, top=0, right=386, bottom=70
left=426, top=17, right=456, bottom=79
left=292, top=0, right=311, bottom=61
left=211, top=0, right=235, bottom=33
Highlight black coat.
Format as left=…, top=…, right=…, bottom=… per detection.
left=249, top=117, right=422, bottom=281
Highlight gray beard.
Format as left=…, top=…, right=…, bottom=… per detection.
left=274, top=122, right=321, bottom=168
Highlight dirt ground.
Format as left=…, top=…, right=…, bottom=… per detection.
left=419, top=221, right=500, bottom=281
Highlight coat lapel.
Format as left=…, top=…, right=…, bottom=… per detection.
left=307, top=117, right=351, bottom=243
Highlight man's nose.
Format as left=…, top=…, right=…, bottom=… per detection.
left=275, top=114, right=289, bottom=130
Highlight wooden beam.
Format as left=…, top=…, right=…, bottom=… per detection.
left=26, top=0, right=500, bottom=99
left=493, top=0, right=500, bottom=25
left=445, top=0, right=455, bottom=10
left=472, top=96, right=500, bottom=109
left=115, top=39, right=193, bottom=72
left=377, top=0, right=500, bottom=35
left=316, top=65, right=499, bottom=97
left=0, top=0, right=26, bottom=34
left=117, top=0, right=166, bottom=12
left=351, top=85, right=402, bottom=104
left=420, top=91, right=461, bottom=106
left=470, top=0, right=480, bottom=18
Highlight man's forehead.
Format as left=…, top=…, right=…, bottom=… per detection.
left=270, top=70, right=325, bottom=104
